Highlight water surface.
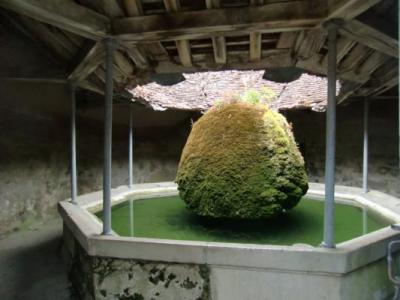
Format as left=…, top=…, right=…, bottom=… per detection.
left=96, top=196, right=389, bottom=246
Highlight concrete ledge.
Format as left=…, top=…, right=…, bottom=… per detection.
left=58, top=182, right=400, bottom=275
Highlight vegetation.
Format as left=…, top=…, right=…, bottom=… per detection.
left=176, top=91, right=308, bottom=219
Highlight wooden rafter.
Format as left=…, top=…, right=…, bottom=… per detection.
left=296, top=52, right=370, bottom=84
left=212, top=36, right=227, bottom=64
left=77, top=0, right=124, bottom=18
left=163, top=0, right=180, bottom=12
left=114, top=51, right=135, bottom=80
left=114, top=1, right=327, bottom=42
left=248, top=0, right=263, bottom=63
left=339, top=20, right=398, bottom=58
left=68, top=42, right=105, bottom=82
left=0, top=0, right=110, bottom=40
left=327, top=0, right=383, bottom=20
left=125, top=46, right=150, bottom=69
left=364, top=59, right=398, bottom=96
left=17, top=15, right=76, bottom=61
left=205, top=0, right=220, bottom=9
left=357, top=51, right=388, bottom=76
left=124, top=0, right=143, bottom=17
left=249, top=32, right=262, bottom=62
left=276, top=32, right=298, bottom=49
left=79, top=80, right=105, bottom=95
left=321, top=36, right=356, bottom=67
left=154, top=49, right=293, bottom=74
left=295, top=29, right=326, bottom=60
left=163, top=0, right=192, bottom=67
left=205, top=0, right=226, bottom=65
left=250, top=0, right=264, bottom=5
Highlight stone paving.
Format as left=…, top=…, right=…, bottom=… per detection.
left=0, top=217, right=75, bottom=300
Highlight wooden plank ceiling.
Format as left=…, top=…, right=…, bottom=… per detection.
left=0, top=0, right=398, bottom=103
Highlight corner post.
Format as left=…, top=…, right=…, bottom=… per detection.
left=69, top=81, right=78, bottom=204
left=322, top=20, right=339, bottom=249
left=102, top=37, right=117, bottom=235
left=129, top=104, right=134, bottom=189
left=362, top=99, right=369, bottom=193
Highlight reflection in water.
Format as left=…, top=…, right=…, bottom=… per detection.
left=129, top=199, right=134, bottom=237
left=363, top=207, right=368, bottom=235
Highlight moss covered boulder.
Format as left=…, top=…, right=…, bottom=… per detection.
left=176, top=102, right=308, bottom=219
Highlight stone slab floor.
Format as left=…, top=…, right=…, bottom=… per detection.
left=0, top=217, right=75, bottom=300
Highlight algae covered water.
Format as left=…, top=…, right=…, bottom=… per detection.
left=97, top=196, right=389, bottom=246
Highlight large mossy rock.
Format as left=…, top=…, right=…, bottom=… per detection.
left=176, top=102, right=308, bottom=219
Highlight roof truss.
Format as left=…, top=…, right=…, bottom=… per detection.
left=0, top=0, right=397, bottom=102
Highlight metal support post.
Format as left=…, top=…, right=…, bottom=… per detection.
left=69, top=81, right=78, bottom=204
left=102, top=37, right=117, bottom=235
left=363, top=99, right=369, bottom=193
left=322, top=20, right=338, bottom=248
left=129, top=105, right=134, bottom=189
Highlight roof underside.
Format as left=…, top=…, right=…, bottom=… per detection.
left=129, top=71, right=338, bottom=112
left=0, top=0, right=398, bottom=105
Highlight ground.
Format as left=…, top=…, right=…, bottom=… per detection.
left=0, top=217, right=74, bottom=300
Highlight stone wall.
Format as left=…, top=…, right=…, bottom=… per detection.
left=62, top=225, right=210, bottom=300
left=0, top=79, right=398, bottom=235
left=0, top=81, right=196, bottom=235
left=285, top=99, right=399, bottom=198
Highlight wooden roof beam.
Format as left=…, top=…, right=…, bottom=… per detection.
left=125, top=46, right=150, bottom=69
left=124, top=0, right=144, bottom=16
left=205, top=0, right=220, bottom=9
left=163, top=0, right=192, bottom=67
left=250, top=0, right=264, bottom=5
left=205, top=0, right=226, bottom=64
left=153, top=49, right=293, bottom=74
left=79, top=80, right=105, bottom=95
left=77, top=0, right=124, bottom=18
left=114, top=1, right=327, bottom=42
left=0, top=0, right=110, bottom=40
left=17, top=15, right=76, bottom=61
left=68, top=42, right=105, bottom=82
left=212, top=36, right=226, bottom=64
left=327, top=0, right=383, bottom=20
left=339, top=20, right=398, bottom=58
left=249, top=32, right=261, bottom=62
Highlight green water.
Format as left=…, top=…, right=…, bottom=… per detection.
left=96, top=196, right=390, bottom=246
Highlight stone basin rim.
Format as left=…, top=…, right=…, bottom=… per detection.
left=58, top=181, right=400, bottom=275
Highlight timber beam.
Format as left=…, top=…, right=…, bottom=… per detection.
left=339, top=20, right=398, bottom=58
left=327, top=0, right=383, bottom=20
left=114, top=1, right=327, bottom=42
left=0, top=0, right=110, bottom=40
left=68, top=42, right=105, bottom=82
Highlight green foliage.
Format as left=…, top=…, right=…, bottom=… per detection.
left=176, top=102, right=308, bottom=220
left=239, top=87, right=277, bottom=105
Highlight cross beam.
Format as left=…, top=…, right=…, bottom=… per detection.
left=0, top=0, right=110, bottom=40
left=114, top=1, right=327, bottom=42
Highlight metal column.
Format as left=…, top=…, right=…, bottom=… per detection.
left=322, top=21, right=338, bottom=248
left=102, top=37, right=117, bottom=235
left=362, top=99, right=369, bottom=193
left=69, top=82, right=78, bottom=204
left=129, top=105, right=134, bottom=189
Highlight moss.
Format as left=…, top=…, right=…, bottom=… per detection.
left=148, top=267, right=166, bottom=285
left=176, top=102, right=308, bottom=219
left=181, top=277, right=197, bottom=289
